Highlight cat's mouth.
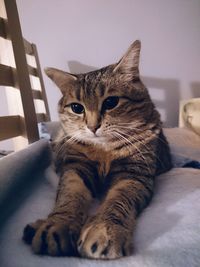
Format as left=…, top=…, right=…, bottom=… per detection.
left=80, top=129, right=108, bottom=145
left=86, top=134, right=107, bottom=144
left=68, top=128, right=110, bottom=146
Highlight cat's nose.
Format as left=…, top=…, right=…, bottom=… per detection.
left=88, top=124, right=100, bottom=134
left=86, top=112, right=101, bottom=134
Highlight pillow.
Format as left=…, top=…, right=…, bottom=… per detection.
left=163, top=127, right=200, bottom=166
left=38, top=121, right=61, bottom=141
left=180, top=98, right=200, bottom=136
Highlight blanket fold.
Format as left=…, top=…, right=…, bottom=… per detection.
left=0, top=140, right=52, bottom=224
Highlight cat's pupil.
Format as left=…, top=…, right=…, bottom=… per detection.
left=71, top=103, right=84, bottom=114
left=102, top=96, right=119, bottom=111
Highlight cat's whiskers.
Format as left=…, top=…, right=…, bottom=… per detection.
left=110, top=130, right=152, bottom=174
left=56, top=142, right=66, bottom=157
left=115, top=122, right=142, bottom=126
left=65, top=132, right=82, bottom=145
left=115, top=123, right=169, bottom=146
left=54, top=136, right=68, bottom=155
left=115, top=123, right=144, bottom=130
left=120, top=131, right=165, bottom=169
left=110, top=131, right=148, bottom=167
left=115, top=127, right=162, bottom=167
left=56, top=132, right=82, bottom=156
left=113, top=125, right=142, bottom=132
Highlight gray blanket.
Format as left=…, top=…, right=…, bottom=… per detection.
left=0, top=129, right=200, bottom=267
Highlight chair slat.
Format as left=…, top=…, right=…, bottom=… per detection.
left=0, top=115, right=22, bottom=141
left=23, top=38, right=33, bottom=55
left=0, top=63, right=14, bottom=86
left=0, top=17, right=6, bottom=38
left=36, top=113, right=47, bottom=123
left=28, top=65, right=38, bottom=77
left=32, top=44, right=51, bottom=121
left=32, top=89, right=42, bottom=100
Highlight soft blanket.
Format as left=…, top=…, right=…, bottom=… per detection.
left=0, top=128, right=200, bottom=267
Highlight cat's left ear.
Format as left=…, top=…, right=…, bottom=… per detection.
left=113, top=40, right=141, bottom=79
left=44, top=67, right=77, bottom=95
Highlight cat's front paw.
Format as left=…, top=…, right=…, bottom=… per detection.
left=23, top=219, right=78, bottom=256
left=77, top=218, right=133, bottom=259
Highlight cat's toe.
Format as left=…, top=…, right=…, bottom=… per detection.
left=78, top=223, right=111, bottom=259
left=23, top=219, right=78, bottom=256
left=78, top=222, right=132, bottom=259
left=23, top=219, right=45, bottom=244
left=23, top=224, right=36, bottom=244
left=31, top=222, right=74, bottom=256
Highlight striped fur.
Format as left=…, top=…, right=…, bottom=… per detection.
left=23, top=40, right=172, bottom=259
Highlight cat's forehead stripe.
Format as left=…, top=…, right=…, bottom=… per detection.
left=75, top=87, right=81, bottom=101
left=76, top=72, right=106, bottom=104
left=98, top=83, right=105, bottom=97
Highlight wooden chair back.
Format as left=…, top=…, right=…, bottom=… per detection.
left=0, top=0, right=50, bottom=150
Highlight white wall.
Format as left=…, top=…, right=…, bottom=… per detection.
left=16, top=0, right=200, bottom=127
left=0, top=87, right=13, bottom=150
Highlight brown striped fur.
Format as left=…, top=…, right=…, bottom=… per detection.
left=23, top=40, right=172, bottom=259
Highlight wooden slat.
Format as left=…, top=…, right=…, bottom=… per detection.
left=0, top=17, right=6, bottom=38
left=36, top=113, right=47, bottom=123
left=0, top=63, right=15, bottom=86
left=32, top=44, right=51, bottom=121
left=0, top=115, right=22, bottom=141
left=5, top=0, right=39, bottom=143
left=32, top=89, right=42, bottom=100
left=23, top=38, right=33, bottom=55
left=28, top=65, right=38, bottom=76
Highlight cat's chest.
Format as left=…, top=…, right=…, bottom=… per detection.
left=84, top=147, right=114, bottom=177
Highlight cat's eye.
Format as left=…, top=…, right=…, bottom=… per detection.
left=70, top=103, right=84, bottom=114
left=102, top=96, right=119, bottom=111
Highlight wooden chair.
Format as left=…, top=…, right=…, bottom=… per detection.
left=0, top=0, right=50, bottom=150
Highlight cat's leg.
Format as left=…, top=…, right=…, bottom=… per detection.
left=78, top=178, right=153, bottom=259
left=23, top=170, right=93, bottom=256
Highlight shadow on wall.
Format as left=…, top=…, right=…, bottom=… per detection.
left=68, top=61, right=97, bottom=73
left=68, top=61, right=181, bottom=127
left=191, top=82, right=200, bottom=98
left=142, top=76, right=180, bottom=127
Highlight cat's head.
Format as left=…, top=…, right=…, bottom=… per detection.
left=45, top=40, right=159, bottom=148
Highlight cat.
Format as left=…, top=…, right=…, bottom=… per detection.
left=23, top=40, right=172, bottom=259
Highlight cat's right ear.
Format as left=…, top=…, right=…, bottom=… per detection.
left=113, top=40, right=141, bottom=79
left=44, top=67, right=77, bottom=95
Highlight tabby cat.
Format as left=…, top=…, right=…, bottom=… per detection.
left=23, top=40, right=172, bottom=259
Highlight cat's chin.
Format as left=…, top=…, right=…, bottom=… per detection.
left=85, top=136, right=107, bottom=146
left=77, top=134, right=109, bottom=148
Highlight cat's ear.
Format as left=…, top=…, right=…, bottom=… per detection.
left=113, top=40, right=141, bottom=79
left=44, top=67, right=77, bottom=94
